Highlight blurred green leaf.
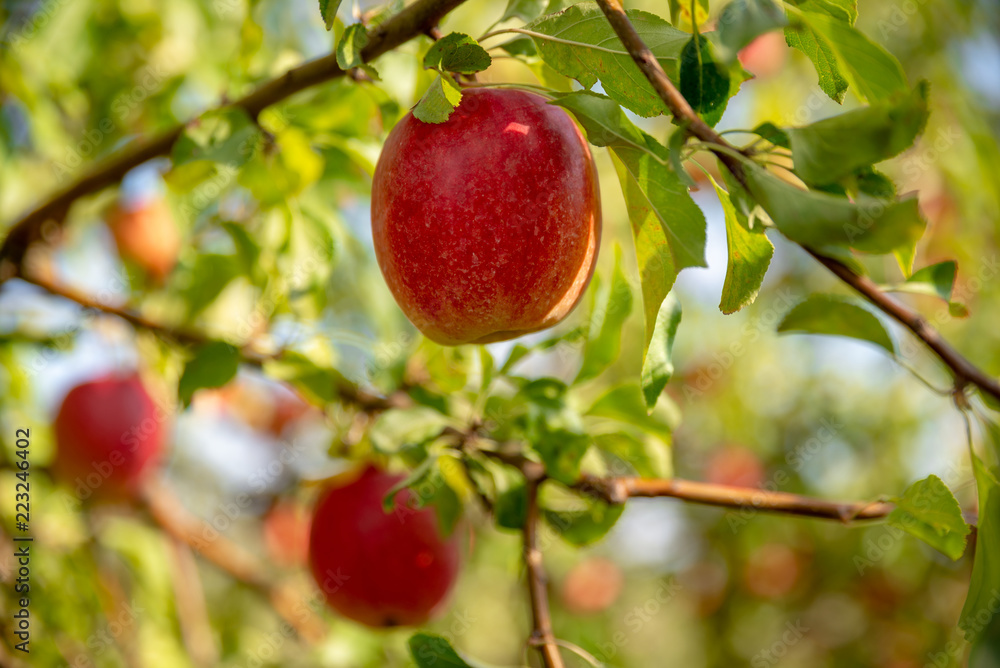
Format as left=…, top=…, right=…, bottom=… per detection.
left=179, top=253, right=243, bottom=319
left=424, top=33, right=492, bottom=74
left=712, top=177, right=774, bottom=315
left=680, top=33, right=730, bottom=122
left=543, top=488, right=624, bottom=546
left=589, top=384, right=673, bottom=441
left=369, top=407, right=451, bottom=454
left=409, top=632, right=479, bottom=667
left=491, top=462, right=529, bottom=530
left=640, top=293, right=682, bottom=410
left=888, top=474, right=970, bottom=560
left=716, top=0, right=788, bottom=61
left=319, top=0, right=341, bottom=30
left=788, top=82, right=929, bottom=185
left=593, top=431, right=669, bottom=478
left=502, top=0, right=547, bottom=22
left=778, top=294, right=896, bottom=354
left=881, top=260, right=968, bottom=316
left=336, top=23, right=369, bottom=70
left=238, top=128, right=324, bottom=206
left=532, top=428, right=590, bottom=485
left=413, top=75, right=463, bottom=124
left=171, top=108, right=260, bottom=169
left=262, top=351, right=347, bottom=404
left=576, top=246, right=633, bottom=384
left=960, top=457, right=1000, bottom=643
left=178, top=341, right=240, bottom=406
left=752, top=121, right=790, bottom=148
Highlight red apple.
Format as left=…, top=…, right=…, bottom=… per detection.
left=53, top=372, right=167, bottom=500
left=308, top=465, right=461, bottom=627
left=107, top=197, right=181, bottom=282
left=371, top=88, right=601, bottom=345
left=738, top=31, right=788, bottom=79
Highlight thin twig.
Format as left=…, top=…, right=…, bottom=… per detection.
left=0, top=0, right=473, bottom=272
left=140, top=480, right=326, bottom=643
left=576, top=475, right=894, bottom=522
left=592, top=0, right=1000, bottom=405
left=523, top=475, right=565, bottom=668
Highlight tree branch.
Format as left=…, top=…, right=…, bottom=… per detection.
left=576, top=475, right=894, bottom=522
left=0, top=0, right=471, bottom=273
left=141, top=480, right=326, bottom=643
left=523, top=475, right=565, bottom=668
left=15, top=271, right=411, bottom=413
left=592, top=0, right=1000, bottom=405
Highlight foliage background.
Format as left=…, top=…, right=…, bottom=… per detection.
left=1, top=0, right=999, bottom=666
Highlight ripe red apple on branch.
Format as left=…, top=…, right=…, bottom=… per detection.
left=53, top=372, right=168, bottom=501
left=308, top=464, right=461, bottom=627
left=372, top=88, right=601, bottom=345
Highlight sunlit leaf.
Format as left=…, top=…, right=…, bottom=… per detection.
left=778, top=294, right=896, bottom=354
left=712, top=176, right=774, bottom=315
left=423, top=33, right=492, bottom=74
left=888, top=474, right=970, bottom=560
left=413, top=75, right=463, bottom=124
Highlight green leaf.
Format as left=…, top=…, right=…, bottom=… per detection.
left=593, top=432, right=669, bottom=478
left=784, top=18, right=849, bottom=103
left=551, top=91, right=702, bottom=371
left=777, top=294, right=896, bottom=354
left=178, top=253, right=242, bottom=319
left=238, top=127, right=324, bottom=206
left=742, top=163, right=925, bottom=256
left=178, top=341, right=240, bottom=406
left=532, top=428, right=591, bottom=485
left=413, top=75, right=463, bottom=124
left=854, top=167, right=896, bottom=199
left=752, top=121, right=790, bottom=148
left=336, top=23, right=369, bottom=70
left=679, top=33, right=730, bottom=122
left=368, top=407, right=451, bottom=454
left=610, top=146, right=706, bottom=350
left=960, top=460, right=1000, bottom=643
left=318, top=0, right=341, bottom=30
left=716, top=0, right=788, bottom=61
left=551, top=91, right=669, bottom=160
left=881, top=260, right=967, bottom=316
left=792, top=8, right=908, bottom=103
left=501, top=0, right=547, bottom=22
left=262, top=351, right=348, bottom=405
left=640, top=293, right=682, bottom=410
left=543, top=487, right=624, bottom=547
left=491, top=463, right=529, bottom=530
left=588, top=384, right=673, bottom=442
left=408, top=633, right=478, bottom=668
left=576, top=246, right=633, bottom=384
left=712, top=176, right=774, bottom=315
left=525, top=3, right=690, bottom=117
left=424, top=33, right=492, bottom=74
left=887, top=475, right=970, bottom=560
left=788, top=82, right=929, bottom=185
left=168, top=108, right=260, bottom=189
left=383, top=456, right=463, bottom=536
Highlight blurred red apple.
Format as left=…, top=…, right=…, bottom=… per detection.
left=561, top=557, right=624, bottom=614
left=308, top=465, right=461, bottom=627
left=744, top=544, right=802, bottom=598
left=107, top=197, right=181, bottom=282
left=705, top=445, right=766, bottom=488
left=739, top=31, right=788, bottom=79
left=53, top=372, right=167, bottom=501
left=371, top=88, right=601, bottom=345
